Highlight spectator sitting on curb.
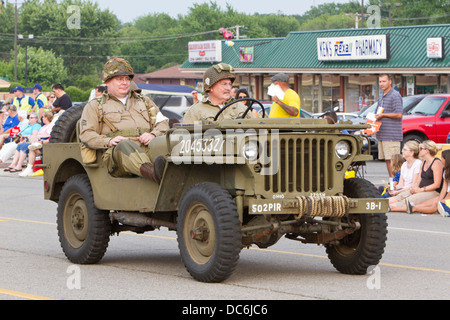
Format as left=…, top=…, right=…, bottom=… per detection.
left=388, top=141, right=421, bottom=206
left=0, top=105, right=20, bottom=149
left=5, top=112, right=53, bottom=174
left=0, top=111, right=38, bottom=164
left=391, top=140, right=443, bottom=213
left=408, top=149, right=450, bottom=215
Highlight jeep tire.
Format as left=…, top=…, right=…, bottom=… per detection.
left=50, top=103, right=85, bottom=143
left=177, top=182, right=242, bottom=282
left=326, top=178, right=388, bottom=275
left=57, top=174, right=112, bottom=264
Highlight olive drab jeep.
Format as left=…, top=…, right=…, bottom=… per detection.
left=43, top=99, right=388, bottom=283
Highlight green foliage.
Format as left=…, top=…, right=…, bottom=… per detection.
left=19, top=0, right=120, bottom=77
left=65, top=85, right=90, bottom=102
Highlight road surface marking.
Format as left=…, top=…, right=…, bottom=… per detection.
left=0, top=288, right=55, bottom=300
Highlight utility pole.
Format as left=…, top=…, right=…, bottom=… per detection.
left=14, top=0, right=18, bottom=82
left=232, top=25, right=245, bottom=40
left=361, top=0, right=365, bottom=28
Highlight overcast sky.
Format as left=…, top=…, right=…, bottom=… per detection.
left=93, top=0, right=355, bottom=23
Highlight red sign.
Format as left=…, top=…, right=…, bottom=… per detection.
left=9, top=126, right=20, bottom=137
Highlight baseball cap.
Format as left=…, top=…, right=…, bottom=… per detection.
left=13, top=86, right=24, bottom=92
left=271, top=73, right=290, bottom=83
left=32, top=84, right=43, bottom=90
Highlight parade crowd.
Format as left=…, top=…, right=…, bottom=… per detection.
left=0, top=83, right=72, bottom=176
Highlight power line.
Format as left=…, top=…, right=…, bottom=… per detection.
left=0, top=28, right=224, bottom=46
left=58, top=53, right=187, bottom=59
left=391, top=12, right=450, bottom=21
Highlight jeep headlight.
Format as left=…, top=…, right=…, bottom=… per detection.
left=335, top=140, right=350, bottom=159
left=242, top=141, right=259, bottom=161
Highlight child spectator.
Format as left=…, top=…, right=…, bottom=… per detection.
left=381, top=153, right=404, bottom=198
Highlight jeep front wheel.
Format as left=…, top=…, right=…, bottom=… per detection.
left=57, top=174, right=112, bottom=264
left=326, top=178, right=388, bottom=275
left=177, top=182, right=242, bottom=282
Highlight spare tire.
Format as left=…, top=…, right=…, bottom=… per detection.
left=50, top=103, right=86, bottom=143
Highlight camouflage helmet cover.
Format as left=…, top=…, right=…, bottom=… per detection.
left=203, top=63, right=236, bottom=92
left=102, top=57, right=135, bottom=83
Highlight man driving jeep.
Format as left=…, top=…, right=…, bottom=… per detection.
left=79, top=58, right=169, bottom=183
left=183, top=63, right=255, bottom=122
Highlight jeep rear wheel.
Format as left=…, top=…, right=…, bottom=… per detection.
left=177, top=182, right=242, bottom=282
left=326, top=178, right=388, bottom=275
left=57, top=174, right=111, bottom=264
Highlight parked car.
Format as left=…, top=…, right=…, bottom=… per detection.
left=336, top=112, right=359, bottom=121
left=314, top=111, right=358, bottom=121
left=151, top=94, right=193, bottom=122
left=350, top=95, right=428, bottom=125
left=347, top=95, right=429, bottom=159
left=403, top=94, right=450, bottom=144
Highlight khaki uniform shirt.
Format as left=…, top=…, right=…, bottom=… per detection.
left=183, top=97, right=255, bottom=123
left=79, top=92, right=169, bottom=149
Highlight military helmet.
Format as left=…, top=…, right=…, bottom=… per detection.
left=203, top=63, right=236, bottom=92
left=102, top=57, right=135, bottom=83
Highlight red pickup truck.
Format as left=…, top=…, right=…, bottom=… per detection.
left=402, top=94, right=450, bottom=144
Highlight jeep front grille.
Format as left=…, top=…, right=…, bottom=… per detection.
left=263, top=137, right=335, bottom=193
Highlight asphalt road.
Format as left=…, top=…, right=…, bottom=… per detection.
left=0, top=161, right=449, bottom=302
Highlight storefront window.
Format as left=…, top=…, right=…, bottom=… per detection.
left=416, top=75, right=438, bottom=94
left=360, top=75, right=378, bottom=110
left=301, top=74, right=313, bottom=112
left=439, top=75, right=448, bottom=93
left=322, top=75, right=340, bottom=112
left=346, top=75, right=360, bottom=113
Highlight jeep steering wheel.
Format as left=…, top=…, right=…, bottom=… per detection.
left=213, top=98, right=265, bottom=121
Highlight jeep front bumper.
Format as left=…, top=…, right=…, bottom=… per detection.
left=248, top=196, right=388, bottom=217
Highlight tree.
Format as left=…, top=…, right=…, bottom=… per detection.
left=0, top=3, right=16, bottom=60
left=19, top=0, right=120, bottom=78
left=300, top=14, right=355, bottom=31
left=15, top=46, right=67, bottom=87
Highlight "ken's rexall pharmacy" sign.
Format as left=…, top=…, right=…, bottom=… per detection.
left=317, top=34, right=390, bottom=62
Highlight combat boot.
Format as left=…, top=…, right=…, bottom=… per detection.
left=140, top=162, right=160, bottom=184
left=153, top=156, right=166, bottom=183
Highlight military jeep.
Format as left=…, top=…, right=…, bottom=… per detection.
left=43, top=101, right=388, bottom=283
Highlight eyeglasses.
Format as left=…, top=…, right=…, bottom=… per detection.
left=238, top=95, right=248, bottom=99
left=114, top=76, right=131, bottom=83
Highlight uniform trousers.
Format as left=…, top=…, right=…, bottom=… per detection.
left=103, top=139, right=151, bottom=178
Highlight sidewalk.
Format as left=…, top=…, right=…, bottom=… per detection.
left=0, top=162, right=43, bottom=179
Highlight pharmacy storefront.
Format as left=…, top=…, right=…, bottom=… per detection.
left=181, top=24, right=450, bottom=114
